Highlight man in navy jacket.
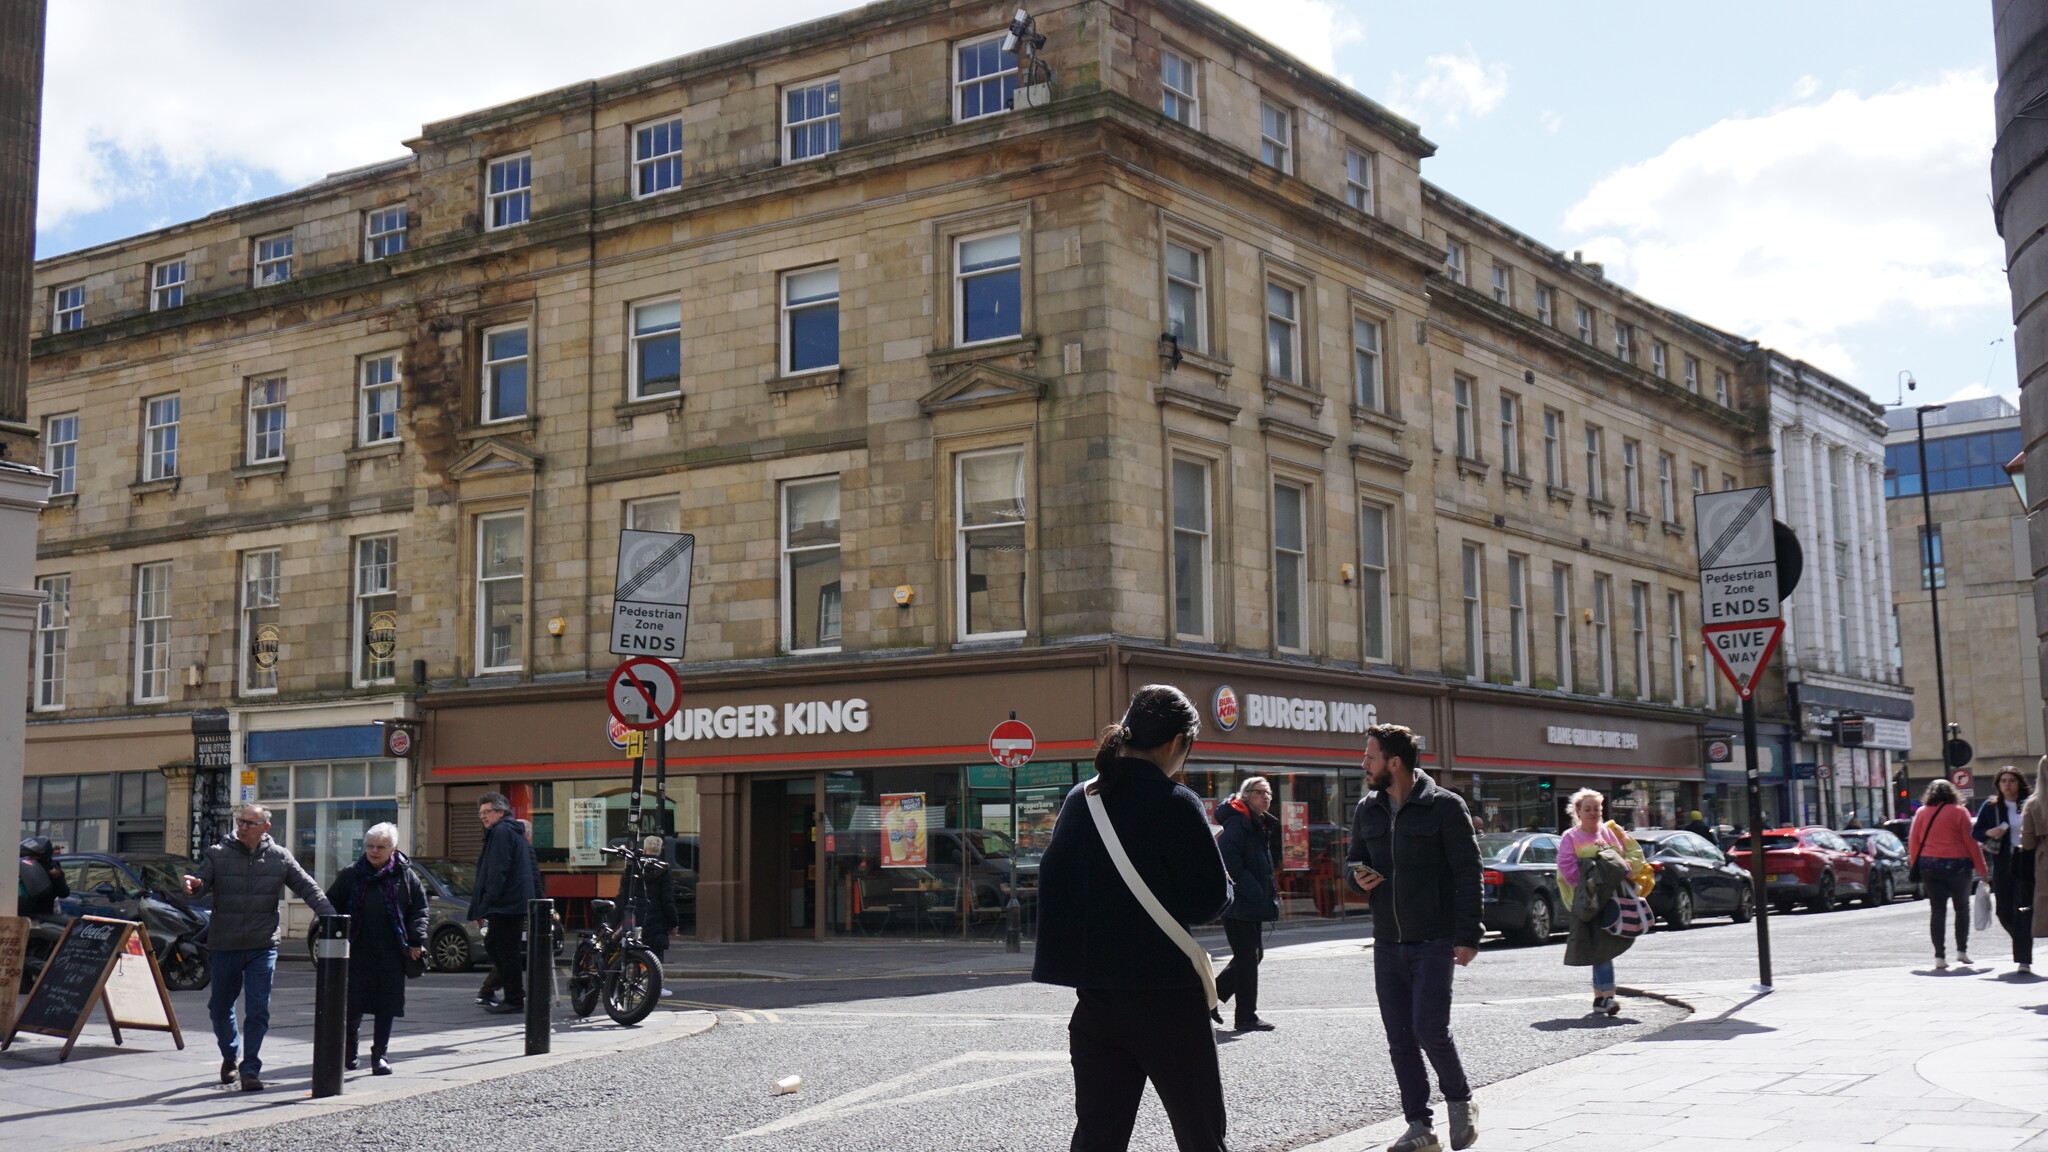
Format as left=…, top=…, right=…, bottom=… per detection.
left=470, top=792, right=537, bottom=1013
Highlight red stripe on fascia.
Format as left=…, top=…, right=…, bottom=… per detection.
left=1195, top=742, right=1432, bottom=763
left=431, top=739, right=1102, bottom=777
left=1455, top=755, right=1697, bottom=777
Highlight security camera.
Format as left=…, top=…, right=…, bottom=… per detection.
left=1002, top=8, right=1044, bottom=55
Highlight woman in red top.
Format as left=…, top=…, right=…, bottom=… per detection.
left=1907, top=779, right=1989, bottom=968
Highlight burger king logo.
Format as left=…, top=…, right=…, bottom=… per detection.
left=1213, top=685, right=1239, bottom=732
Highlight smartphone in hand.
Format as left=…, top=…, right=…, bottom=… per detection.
left=1348, top=862, right=1383, bottom=888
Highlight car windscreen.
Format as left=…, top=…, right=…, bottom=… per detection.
left=128, top=859, right=195, bottom=895
left=966, top=831, right=1041, bottom=868
left=1732, top=835, right=1799, bottom=851
left=1475, top=834, right=1523, bottom=863
left=413, top=858, right=477, bottom=897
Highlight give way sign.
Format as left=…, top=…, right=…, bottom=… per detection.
left=607, top=656, right=682, bottom=731
left=1701, top=620, right=1785, bottom=701
left=989, top=720, right=1036, bottom=769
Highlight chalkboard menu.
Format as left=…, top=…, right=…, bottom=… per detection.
left=3, top=916, right=182, bottom=1061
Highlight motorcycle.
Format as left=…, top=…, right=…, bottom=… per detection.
left=54, top=881, right=212, bottom=992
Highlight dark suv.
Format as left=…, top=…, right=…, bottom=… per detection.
left=1631, top=829, right=1755, bottom=928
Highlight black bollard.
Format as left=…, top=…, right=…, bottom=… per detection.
left=311, top=913, right=350, bottom=1098
left=525, top=898, right=553, bottom=1055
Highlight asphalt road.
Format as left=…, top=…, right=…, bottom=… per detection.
left=140, top=894, right=1977, bottom=1152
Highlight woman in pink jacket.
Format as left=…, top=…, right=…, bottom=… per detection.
left=1907, top=779, right=1989, bottom=968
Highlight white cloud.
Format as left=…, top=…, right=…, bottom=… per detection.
left=1195, top=0, right=1363, bottom=76
left=1385, top=51, right=1509, bottom=130
left=1562, top=70, right=2003, bottom=379
left=1539, top=109, right=1563, bottom=134
left=37, top=1, right=863, bottom=233
left=1791, top=74, right=1821, bottom=100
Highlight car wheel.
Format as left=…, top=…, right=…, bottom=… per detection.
left=429, top=925, right=474, bottom=972
left=1809, top=872, right=1836, bottom=913
left=1731, top=885, right=1755, bottom=923
left=1510, top=896, right=1552, bottom=946
left=1864, top=873, right=1890, bottom=908
left=1669, top=888, right=1695, bottom=930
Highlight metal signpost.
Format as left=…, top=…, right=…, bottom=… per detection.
left=610, top=528, right=693, bottom=848
left=989, top=716, right=1035, bottom=954
left=1695, top=486, right=1797, bottom=992
left=608, top=656, right=683, bottom=840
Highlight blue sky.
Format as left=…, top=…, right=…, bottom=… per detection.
left=35, top=1, right=2008, bottom=406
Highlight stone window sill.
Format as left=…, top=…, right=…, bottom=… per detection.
left=1627, top=510, right=1652, bottom=527
left=1502, top=470, right=1534, bottom=492
left=459, top=416, right=536, bottom=442
left=1546, top=484, right=1576, bottom=506
left=129, top=476, right=180, bottom=498
left=613, top=394, right=685, bottom=426
left=1162, top=346, right=1233, bottom=382
left=769, top=368, right=843, bottom=403
left=1587, top=497, right=1617, bottom=516
left=1350, top=405, right=1405, bottom=435
left=928, top=334, right=1040, bottom=373
left=1261, top=375, right=1325, bottom=416
left=41, top=493, right=77, bottom=510
left=345, top=441, right=403, bottom=463
left=232, top=460, right=287, bottom=481
left=1661, top=519, right=1687, bottom=538
left=1455, top=455, right=1490, bottom=480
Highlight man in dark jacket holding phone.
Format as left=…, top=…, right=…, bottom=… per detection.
left=1346, top=723, right=1483, bottom=1152
left=470, top=793, right=537, bottom=1014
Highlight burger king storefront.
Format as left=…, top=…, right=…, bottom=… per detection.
left=415, top=644, right=1710, bottom=943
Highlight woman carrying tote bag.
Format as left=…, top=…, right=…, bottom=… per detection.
left=1033, top=684, right=1233, bottom=1152
left=1972, top=767, right=2035, bottom=974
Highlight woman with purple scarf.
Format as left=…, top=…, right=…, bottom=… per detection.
left=325, top=822, right=429, bottom=1075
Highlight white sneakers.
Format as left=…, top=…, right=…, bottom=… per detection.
left=1934, top=956, right=1949, bottom=969
left=1957, top=952, right=1973, bottom=965
left=2020, top=963, right=2033, bottom=975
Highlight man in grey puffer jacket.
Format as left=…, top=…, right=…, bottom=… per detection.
left=184, top=803, right=335, bottom=1091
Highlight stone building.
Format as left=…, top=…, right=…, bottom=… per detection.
left=1760, top=354, right=1910, bottom=827
left=25, top=0, right=1768, bottom=941
left=1885, top=397, right=2038, bottom=804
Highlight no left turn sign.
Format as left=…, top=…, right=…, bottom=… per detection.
left=608, top=657, right=683, bottom=731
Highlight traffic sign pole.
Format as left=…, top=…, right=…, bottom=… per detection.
left=991, top=714, right=1036, bottom=955
left=1743, top=694, right=1772, bottom=990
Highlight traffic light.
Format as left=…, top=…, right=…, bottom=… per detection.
left=1537, top=776, right=1554, bottom=794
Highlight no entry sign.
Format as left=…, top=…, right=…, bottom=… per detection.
left=607, top=657, right=682, bottom=731
left=989, top=720, right=1036, bottom=768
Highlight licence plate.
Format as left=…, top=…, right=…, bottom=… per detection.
left=1769, top=873, right=1796, bottom=883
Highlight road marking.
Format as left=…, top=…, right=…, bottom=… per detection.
left=728, top=1051, right=1068, bottom=1139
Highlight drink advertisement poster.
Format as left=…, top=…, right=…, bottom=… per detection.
left=881, top=792, right=928, bottom=868
left=1281, top=801, right=1310, bottom=871
left=570, top=797, right=607, bottom=866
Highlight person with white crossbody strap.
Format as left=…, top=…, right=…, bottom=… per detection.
left=1033, top=685, right=1233, bottom=1152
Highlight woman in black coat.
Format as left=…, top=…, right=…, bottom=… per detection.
left=326, top=823, right=428, bottom=1075
left=1973, top=766, right=2036, bottom=973
left=1032, top=684, right=1232, bottom=1152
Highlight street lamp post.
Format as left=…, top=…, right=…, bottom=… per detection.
left=1914, top=404, right=1954, bottom=797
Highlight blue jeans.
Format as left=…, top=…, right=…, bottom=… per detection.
left=1373, top=938, right=1472, bottom=1125
left=209, top=947, right=277, bottom=1076
left=1591, top=960, right=1615, bottom=992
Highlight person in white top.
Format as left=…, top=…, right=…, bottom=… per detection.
left=1973, top=767, right=2034, bottom=974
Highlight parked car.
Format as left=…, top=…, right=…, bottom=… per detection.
left=1732, top=826, right=1876, bottom=913
left=52, top=853, right=212, bottom=990
left=1631, top=829, right=1755, bottom=928
left=1476, top=831, right=1563, bottom=946
left=1837, top=828, right=1917, bottom=901
left=302, top=856, right=563, bottom=971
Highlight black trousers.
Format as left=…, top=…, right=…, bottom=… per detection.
left=1374, top=938, right=1472, bottom=1126
left=484, top=914, right=527, bottom=1004
left=1995, top=873, right=2034, bottom=965
left=1213, top=919, right=1265, bottom=1026
left=1068, top=986, right=1227, bottom=1152
left=1922, top=869, right=1971, bottom=956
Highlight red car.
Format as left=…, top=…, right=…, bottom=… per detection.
left=1731, top=826, right=1876, bottom=913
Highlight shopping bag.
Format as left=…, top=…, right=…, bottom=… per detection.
left=1972, top=880, right=1993, bottom=933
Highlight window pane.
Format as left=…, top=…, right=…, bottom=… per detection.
left=1273, top=484, right=1303, bottom=552
left=962, top=267, right=1020, bottom=343
left=789, top=302, right=838, bottom=371
left=1172, top=460, right=1207, bottom=532
left=296, top=764, right=330, bottom=799
left=636, top=331, right=681, bottom=394
left=960, top=450, right=1025, bottom=526
left=1174, top=529, right=1205, bottom=636
left=489, top=362, right=527, bottom=420
left=786, top=481, right=842, bottom=548
left=482, top=516, right=524, bottom=577
left=786, top=267, right=838, bottom=304
left=964, top=524, right=1027, bottom=635
left=331, top=762, right=367, bottom=798
left=788, top=548, right=843, bottom=650
left=259, top=766, right=291, bottom=801
left=1360, top=504, right=1386, bottom=567
left=960, top=232, right=1020, bottom=271
left=1275, top=551, right=1302, bottom=649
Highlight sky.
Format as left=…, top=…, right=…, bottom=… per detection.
left=33, top=1, right=2011, bottom=408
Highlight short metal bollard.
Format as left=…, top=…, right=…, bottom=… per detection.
left=1003, top=896, right=1022, bottom=953
left=311, top=913, right=351, bottom=1099
left=524, top=898, right=553, bottom=1055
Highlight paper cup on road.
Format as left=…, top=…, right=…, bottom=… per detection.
left=773, top=1075, right=803, bottom=1095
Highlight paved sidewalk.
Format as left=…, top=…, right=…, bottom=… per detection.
left=0, top=965, right=713, bottom=1152
left=1304, top=959, right=2048, bottom=1152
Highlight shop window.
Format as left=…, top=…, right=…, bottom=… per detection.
left=21, top=770, right=164, bottom=854
left=958, top=447, right=1028, bottom=640
left=1171, top=458, right=1211, bottom=640
left=355, top=536, right=398, bottom=686
left=477, top=511, right=526, bottom=672
left=258, top=759, right=401, bottom=897
left=1273, top=482, right=1306, bottom=651
left=783, top=476, right=843, bottom=653
left=240, top=549, right=281, bottom=695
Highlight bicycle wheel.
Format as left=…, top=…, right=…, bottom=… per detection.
left=604, top=946, right=662, bottom=1026
left=569, top=940, right=603, bottom=1018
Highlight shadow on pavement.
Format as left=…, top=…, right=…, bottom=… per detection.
left=1530, top=1014, right=1644, bottom=1030
left=661, top=970, right=1036, bottom=1012
left=1640, top=1016, right=1776, bottom=1041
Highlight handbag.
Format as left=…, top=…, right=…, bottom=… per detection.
left=1972, top=880, right=1993, bottom=933
left=403, top=949, right=427, bottom=979
left=1600, top=893, right=1655, bottom=938
left=1083, top=779, right=1219, bottom=1010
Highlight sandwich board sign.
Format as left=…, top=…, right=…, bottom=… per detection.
left=610, top=530, right=695, bottom=657
left=2, top=916, right=182, bottom=1061
left=1694, top=487, right=1784, bottom=700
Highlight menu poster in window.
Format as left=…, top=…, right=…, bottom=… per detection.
left=570, top=797, right=607, bottom=866
left=1281, top=801, right=1310, bottom=871
left=1017, top=798, right=1058, bottom=857
left=880, top=793, right=927, bottom=869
